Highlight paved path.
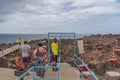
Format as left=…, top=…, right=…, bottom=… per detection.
left=0, top=68, right=16, bottom=80
left=0, top=63, right=80, bottom=80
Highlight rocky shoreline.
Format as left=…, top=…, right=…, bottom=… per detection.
left=0, top=34, right=120, bottom=80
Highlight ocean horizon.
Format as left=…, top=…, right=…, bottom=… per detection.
left=0, top=34, right=86, bottom=44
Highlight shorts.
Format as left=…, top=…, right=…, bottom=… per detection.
left=52, top=55, right=58, bottom=63
left=22, top=57, right=30, bottom=64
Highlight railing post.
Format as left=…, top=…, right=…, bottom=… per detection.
left=74, top=33, right=76, bottom=67
left=58, top=66, right=60, bottom=80
left=32, top=66, right=34, bottom=80
left=48, top=33, right=50, bottom=65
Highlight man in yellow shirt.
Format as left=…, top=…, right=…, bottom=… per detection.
left=51, top=38, right=58, bottom=71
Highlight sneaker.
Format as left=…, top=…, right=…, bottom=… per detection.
left=52, top=68, right=55, bottom=71
left=26, top=73, right=31, bottom=76
left=41, top=75, right=44, bottom=78
left=36, top=76, right=41, bottom=79
left=54, top=69, right=58, bottom=72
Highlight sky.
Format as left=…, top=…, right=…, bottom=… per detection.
left=0, top=0, right=120, bottom=34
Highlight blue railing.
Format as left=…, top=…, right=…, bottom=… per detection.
left=16, top=54, right=61, bottom=80
left=16, top=65, right=60, bottom=80
left=16, top=32, right=99, bottom=80
left=75, top=54, right=99, bottom=80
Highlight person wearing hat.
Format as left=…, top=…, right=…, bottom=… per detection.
left=20, top=40, right=31, bottom=70
left=17, top=38, right=22, bottom=45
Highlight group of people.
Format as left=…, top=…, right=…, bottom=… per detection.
left=16, top=38, right=59, bottom=78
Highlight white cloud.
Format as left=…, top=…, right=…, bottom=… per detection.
left=1, top=0, right=120, bottom=33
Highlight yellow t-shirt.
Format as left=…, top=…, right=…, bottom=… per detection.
left=51, top=42, right=58, bottom=55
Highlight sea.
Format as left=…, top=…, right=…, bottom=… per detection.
left=0, top=34, right=86, bottom=44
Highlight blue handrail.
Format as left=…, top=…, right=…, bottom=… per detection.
left=16, top=52, right=61, bottom=80
left=16, top=65, right=60, bottom=80
left=75, top=54, right=99, bottom=80
left=16, top=67, right=33, bottom=80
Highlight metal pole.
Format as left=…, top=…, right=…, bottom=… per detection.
left=32, top=67, right=34, bottom=80
left=58, top=66, right=60, bottom=80
left=58, top=36, right=61, bottom=80
left=48, top=33, right=51, bottom=65
left=74, top=33, right=76, bottom=67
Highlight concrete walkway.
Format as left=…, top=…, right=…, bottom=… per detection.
left=60, top=63, right=80, bottom=80
left=0, top=63, right=80, bottom=80
left=0, top=67, right=16, bottom=80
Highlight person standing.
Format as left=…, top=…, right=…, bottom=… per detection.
left=20, top=40, right=31, bottom=70
left=51, top=38, right=58, bottom=71
left=41, top=39, right=47, bottom=48
left=17, top=38, right=22, bottom=45
left=33, top=42, right=46, bottom=77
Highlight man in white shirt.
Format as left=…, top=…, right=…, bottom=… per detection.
left=20, top=40, right=31, bottom=69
